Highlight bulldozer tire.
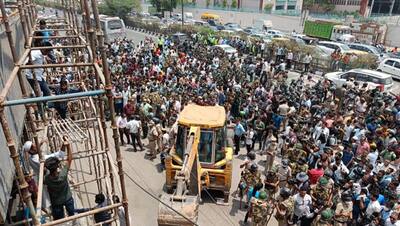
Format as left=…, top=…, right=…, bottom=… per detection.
left=224, top=191, right=230, bottom=203
left=166, top=185, right=174, bottom=194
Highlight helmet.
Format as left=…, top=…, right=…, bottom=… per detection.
left=259, top=191, right=267, bottom=200
left=280, top=187, right=291, bottom=198
left=247, top=151, right=256, bottom=160
left=321, top=209, right=333, bottom=220
left=250, top=163, right=258, bottom=173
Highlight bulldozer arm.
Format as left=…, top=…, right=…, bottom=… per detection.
left=158, top=127, right=201, bottom=226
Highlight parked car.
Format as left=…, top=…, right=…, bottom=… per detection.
left=224, top=23, right=243, bottom=32
left=243, top=27, right=264, bottom=36
left=265, top=29, right=282, bottom=36
left=377, top=58, right=400, bottom=80
left=325, top=69, right=393, bottom=91
left=348, top=43, right=388, bottom=61
left=318, top=41, right=352, bottom=53
left=213, top=44, right=238, bottom=57
left=207, top=20, right=224, bottom=31
left=171, top=33, right=189, bottom=43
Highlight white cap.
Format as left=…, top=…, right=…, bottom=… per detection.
left=23, top=141, right=33, bottom=152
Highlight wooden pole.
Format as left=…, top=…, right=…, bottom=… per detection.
left=0, top=110, right=39, bottom=225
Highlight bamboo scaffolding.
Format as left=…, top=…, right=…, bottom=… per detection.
left=41, top=203, right=122, bottom=226
left=1, top=1, right=131, bottom=226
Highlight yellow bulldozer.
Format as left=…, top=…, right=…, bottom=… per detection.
left=158, top=104, right=233, bottom=226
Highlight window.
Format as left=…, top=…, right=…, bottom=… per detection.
left=341, top=72, right=356, bottom=80
left=379, top=77, right=393, bottom=85
left=215, top=128, right=226, bottom=162
left=394, top=62, right=400, bottom=69
left=385, top=60, right=395, bottom=66
left=175, top=126, right=186, bottom=157
left=287, top=5, right=296, bottom=10
left=108, top=20, right=122, bottom=30
left=356, top=73, right=368, bottom=82
left=275, top=5, right=284, bottom=10
left=198, top=130, right=213, bottom=163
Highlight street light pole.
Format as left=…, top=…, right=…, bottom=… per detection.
left=181, top=0, right=184, bottom=26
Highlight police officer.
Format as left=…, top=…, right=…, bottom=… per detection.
left=312, top=209, right=334, bottom=226
left=146, top=120, right=158, bottom=160
left=311, top=177, right=331, bottom=207
left=333, top=193, right=353, bottom=226
left=275, top=187, right=295, bottom=226
left=239, top=163, right=262, bottom=206
left=244, top=190, right=269, bottom=226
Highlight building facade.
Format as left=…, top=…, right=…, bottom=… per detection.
left=194, top=0, right=302, bottom=13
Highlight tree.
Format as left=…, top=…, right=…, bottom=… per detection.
left=231, top=0, right=237, bottom=8
left=206, top=0, right=211, bottom=7
left=99, top=0, right=140, bottom=20
left=150, top=0, right=178, bottom=13
left=264, top=3, right=273, bottom=12
left=222, top=0, right=227, bottom=7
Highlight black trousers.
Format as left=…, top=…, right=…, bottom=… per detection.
left=234, top=135, right=241, bottom=154
left=130, top=132, right=143, bottom=151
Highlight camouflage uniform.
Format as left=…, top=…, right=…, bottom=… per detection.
left=264, top=172, right=279, bottom=199
left=250, top=197, right=269, bottom=226
left=292, top=163, right=309, bottom=176
left=311, top=178, right=330, bottom=206
left=276, top=196, right=295, bottom=226
left=242, top=169, right=262, bottom=189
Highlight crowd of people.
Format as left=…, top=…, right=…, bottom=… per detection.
left=18, top=16, right=400, bottom=225
left=107, top=32, right=400, bottom=226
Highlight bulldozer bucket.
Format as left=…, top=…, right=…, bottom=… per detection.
left=157, top=194, right=199, bottom=226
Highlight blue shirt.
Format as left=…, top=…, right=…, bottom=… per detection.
left=234, top=123, right=246, bottom=136
left=342, top=150, right=353, bottom=166
left=272, top=114, right=283, bottom=129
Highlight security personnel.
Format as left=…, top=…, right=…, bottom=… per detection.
left=240, top=163, right=262, bottom=205
left=333, top=193, right=353, bottom=226
left=312, top=209, right=333, bottom=226
left=311, top=177, right=331, bottom=207
left=275, top=187, right=295, bottom=226
left=146, top=120, right=158, bottom=160
left=264, top=168, right=279, bottom=199
left=245, top=190, right=269, bottom=226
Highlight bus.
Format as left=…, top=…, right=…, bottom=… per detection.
left=90, top=15, right=126, bottom=43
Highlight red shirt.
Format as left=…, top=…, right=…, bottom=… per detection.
left=308, top=168, right=324, bottom=184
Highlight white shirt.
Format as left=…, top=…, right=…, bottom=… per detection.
left=366, top=200, right=382, bottom=217
left=343, top=124, right=354, bottom=141
left=117, top=116, right=128, bottom=129
left=25, top=50, right=45, bottom=81
left=385, top=218, right=400, bottom=226
left=294, top=193, right=312, bottom=217
left=287, top=52, right=293, bottom=60
left=245, top=130, right=255, bottom=145
left=126, top=120, right=140, bottom=134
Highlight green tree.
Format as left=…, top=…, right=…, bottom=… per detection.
left=99, top=0, right=140, bottom=20
left=222, top=0, right=227, bottom=7
left=264, top=3, right=273, bottom=11
left=231, top=0, right=237, bottom=8
left=206, top=0, right=211, bottom=7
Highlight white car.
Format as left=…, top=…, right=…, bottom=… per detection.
left=378, top=58, right=400, bottom=80
left=214, top=44, right=238, bottom=57
left=318, top=41, right=354, bottom=53
left=325, top=69, right=393, bottom=91
left=265, top=29, right=282, bottom=36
